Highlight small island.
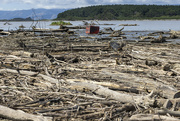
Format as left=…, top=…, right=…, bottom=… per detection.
left=50, top=20, right=72, bottom=26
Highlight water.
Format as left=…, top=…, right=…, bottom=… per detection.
left=0, top=20, right=180, bottom=31
left=0, top=20, right=180, bottom=43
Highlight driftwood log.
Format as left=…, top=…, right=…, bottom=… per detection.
left=69, top=82, right=155, bottom=107
left=0, top=105, right=52, bottom=121
left=129, top=114, right=180, bottom=121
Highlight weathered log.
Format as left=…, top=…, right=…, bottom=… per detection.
left=11, top=51, right=33, bottom=57
left=67, top=78, right=140, bottom=93
left=79, top=103, right=135, bottom=120
left=0, top=31, right=11, bottom=35
left=139, top=36, right=155, bottom=41
left=156, top=108, right=180, bottom=117
left=151, top=34, right=166, bottom=43
left=0, top=105, right=52, bottom=121
left=145, top=59, right=158, bottom=66
left=70, top=82, right=155, bottom=106
left=108, top=41, right=126, bottom=51
left=169, top=30, right=180, bottom=35
left=0, top=69, right=64, bottom=84
left=119, top=24, right=138, bottom=26
left=129, top=114, right=179, bottom=121
left=171, top=69, right=180, bottom=76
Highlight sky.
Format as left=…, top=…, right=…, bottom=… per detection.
left=0, top=0, right=180, bottom=11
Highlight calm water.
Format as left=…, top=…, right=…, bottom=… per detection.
left=0, top=20, right=180, bottom=31
left=0, top=20, right=180, bottom=43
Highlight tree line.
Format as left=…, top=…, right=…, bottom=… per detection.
left=0, top=17, right=33, bottom=21
left=57, top=5, right=180, bottom=20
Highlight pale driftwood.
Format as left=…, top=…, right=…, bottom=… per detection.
left=151, top=34, right=166, bottom=43
left=171, top=69, right=180, bottom=75
left=67, top=78, right=122, bottom=89
left=139, top=36, right=155, bottom=41
left=36, top=91, right=106, bottom=100
left=67, top=78, right=140, bottom=93
left=0, top=105, right=52, bottom=121
left=0, top=69, right=175, bottom=108
left=0, top=68, right=64, bottom=84
left=119, top=24, right=138, bottom=26
left=129, top=114, right=180, bottom=121
left=0, top=68, right=38, bottom=75
left=0, top=86, right=32, bottom=90
left=11, top=51, right=33, bottom=57
left=0, top=31, right=11, bottom=35
left=169, top=30, right=180, bottom=35
left=156, top=108, right=180, bottom=117
left=70, top=82, right=155, bottom=106
left=101, top=68, right=178, bottom=99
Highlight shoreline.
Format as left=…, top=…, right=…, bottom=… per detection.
left=1, top=18, right=180, bottom=22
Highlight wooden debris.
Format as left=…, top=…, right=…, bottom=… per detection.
left=151, top=34, right=166, bottom=43
left=108, top=41, right=126, bottom=51
left=0, top=28, right=180, bottom=121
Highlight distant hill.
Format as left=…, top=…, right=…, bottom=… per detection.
left=0, top=8, right=68, bottom=20
left=57, top=5, right=180, bottom=20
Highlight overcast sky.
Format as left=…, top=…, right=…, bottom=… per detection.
left=0, top=0, right=179, bottom=10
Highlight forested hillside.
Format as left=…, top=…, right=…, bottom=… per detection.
left=57, top=5, right=180, bottom=20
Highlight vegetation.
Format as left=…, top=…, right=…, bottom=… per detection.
left=57, top=5, right=180, bottom=20
left=10, top=17, right=33, bottom=21
left=50, top=20, right=72, bottom=25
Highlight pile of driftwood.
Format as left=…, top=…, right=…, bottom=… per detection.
left=0, top=29, right=180, bottom=121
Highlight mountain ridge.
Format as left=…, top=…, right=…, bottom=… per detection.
left=0, top=8, right=68, bottom=20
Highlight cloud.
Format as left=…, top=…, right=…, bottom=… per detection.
left=0, top=0, right=179, bottom=10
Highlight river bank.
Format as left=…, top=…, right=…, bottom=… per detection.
left=0, top=27, right=180, bottom=120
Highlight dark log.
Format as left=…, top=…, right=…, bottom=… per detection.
left=108, top=41, right=126, bottom=51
